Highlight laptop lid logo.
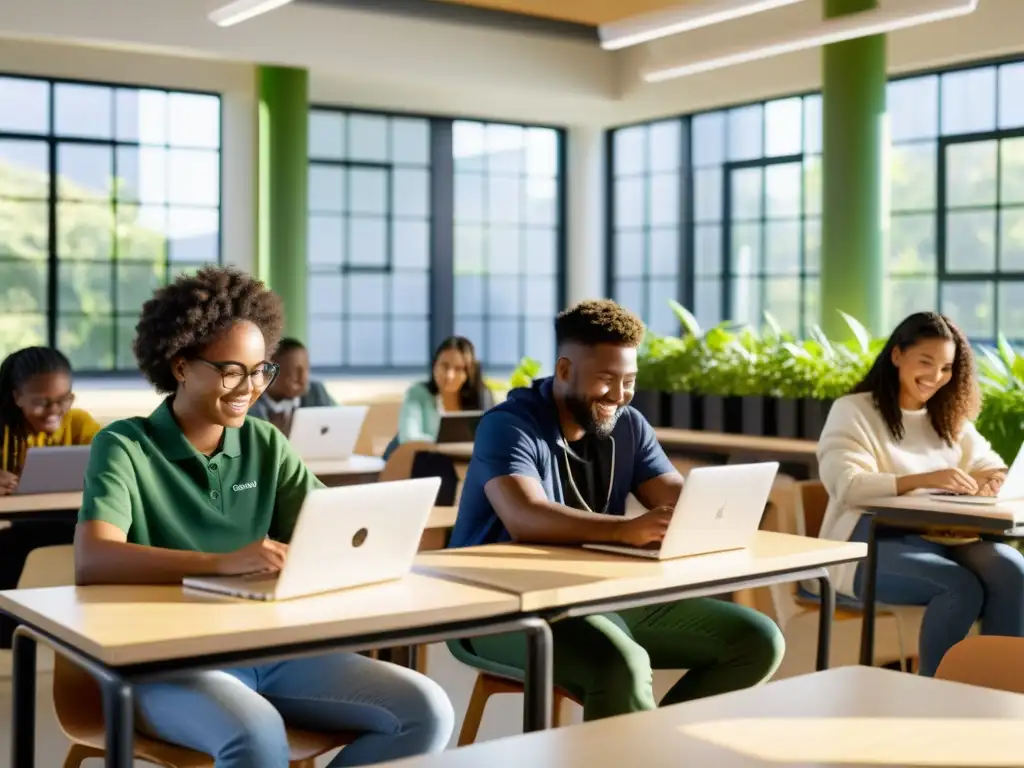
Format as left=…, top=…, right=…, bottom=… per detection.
left=715, top=505, right=725, bottom=520
left=352, top=528, right=368, bottom=548
left=320, top=426, right=329, bottom=436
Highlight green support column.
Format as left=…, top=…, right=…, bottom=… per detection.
left=258, top=65, right=308, bottom=340
left=820, top=0, right=887, bottom=339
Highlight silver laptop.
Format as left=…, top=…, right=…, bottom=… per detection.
left=583, top=462, right=778, bottom=560
left=14, top=445, right=91, bottom=495
left=930, top=446, right=1024, bottom=506
left=183, top=477, right=441, bottom=601
left=288, top=405, right=368, bottom=461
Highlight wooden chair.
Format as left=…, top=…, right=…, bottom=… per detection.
left=763, top=481, right=917, bottom=671
left=936, top=636, right=1024, bottom=693
left=457, top=670, right=582, bottom=746
left=55, top=655, right=354, bottom=767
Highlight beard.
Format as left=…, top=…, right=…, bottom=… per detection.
left=564, top=390, right=624, bottom=439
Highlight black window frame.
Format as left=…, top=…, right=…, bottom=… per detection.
left=0, top=71, right=224, bottom=376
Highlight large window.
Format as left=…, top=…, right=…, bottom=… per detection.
left=0, top=75, right=221, bottom=370
left=307, top=110, right=565, bottom=372
left=890, top=61, right=1024, bottom=340
left=609, top=56, right=1024, bottom=341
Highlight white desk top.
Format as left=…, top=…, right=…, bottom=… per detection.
left=0, top=574, right=517, bottom=667
left=428, top=443, right=473, bottom=461
left=303, top=454, right=386, bottom=476
left=865, top=495, right=1024, bottom=525
left=416, top=531, right=865, bottom=612
left=0, top=491, right=82, bottom=515
left=382, top=666, right=1024, bottom=767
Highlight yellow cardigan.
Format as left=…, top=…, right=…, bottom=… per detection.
left=1, top=408, right=102, bottom=473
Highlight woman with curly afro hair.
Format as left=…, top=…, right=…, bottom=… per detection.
left=73, top=266, right=454, bottom=767
left=817, top=311, right=1024, bottom=676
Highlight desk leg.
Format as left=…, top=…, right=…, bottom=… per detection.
left=102, top=679, right=134, bottom=768
left=523, top=619, right=553, bottom=733
left=816, top=573, right=834, bottom=671
left=12, top=628, right=36, bottom=767
left=858, top=517, right=880, bottom=666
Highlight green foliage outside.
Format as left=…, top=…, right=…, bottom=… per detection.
left=487, top=356, right=542, bottom=395
left=1, top=159, right=168, bottom=369
left=639, top=300, right=1024, bottom=465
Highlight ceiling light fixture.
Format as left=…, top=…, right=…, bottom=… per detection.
left=642, top=0, right=978, bottom=82
left=209, top=0, right=294, bottom=27
left=599, top=0, right=808, bottom=51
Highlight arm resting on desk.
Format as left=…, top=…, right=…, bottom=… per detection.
left=485, top=475, right=630, bottom=544
left=74, top=521, right=220, bottom=585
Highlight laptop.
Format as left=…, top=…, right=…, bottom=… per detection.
left=583, top=462, right=779, bottom=560
left=183, top=476, right=441, bottom=601
left=930, top=447, right=1024, bottom=506
left=288, top=405, right=368, bottom=461
left=435, top=411, right=484, bottom=444
left=14, top=445, right=91, bottom=495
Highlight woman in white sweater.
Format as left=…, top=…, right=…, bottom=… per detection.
left=818, top=312, right=1024, bottom=676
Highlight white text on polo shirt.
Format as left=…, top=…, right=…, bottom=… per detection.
left=232, top=481, right=258, bottom=492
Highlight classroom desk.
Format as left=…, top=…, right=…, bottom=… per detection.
left=303, top=454, right=386, bottom=485
left=427, top=443, right=474, bottom=461
left=0, top=492, right=81, bottom=523
left=0, top=577, right=551, bottom=768
left=858, top=495, right=1024, bottom=666
left=380, top=665, right=1024, bottom=767
left=655, top=428, right=819, bottom=477
left=417, top=531, right=866, bottom=671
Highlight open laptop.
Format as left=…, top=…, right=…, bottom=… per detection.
left=930, top=446, right=1024, bottom=506
left=183, top=476, right=441, bottom=601
left=436, top=411, right=484, bottom=444
left=288, top=405, right=368, bottom=461
left=583, top=462, right=779, bottom=560
left=14, top=445, right=91, bottom=495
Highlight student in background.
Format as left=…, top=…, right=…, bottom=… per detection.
left=0, top=346, right=102, bottom=646
left=383, top=337, right=493, bottom=505
left=74, top=267, right=453, bottom=767
left=394, top=336, right=492, bottom=447
left=248, top=338, right=335, bottom=435
left=451, top=300, right=784, bottom=721
left=818, top=311, right=1024, bottom=677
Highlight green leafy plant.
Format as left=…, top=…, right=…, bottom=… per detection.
left=488, top=357, right=542, bottom=394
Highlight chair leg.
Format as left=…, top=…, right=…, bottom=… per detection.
left=63, top=744, right=104, bottom=768
left=457, top=675, right=493, bottom=746
left=415, top=644, right=429, bottom=675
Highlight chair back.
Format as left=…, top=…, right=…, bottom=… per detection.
left=936, top=636, right=1024, bottom=694
left=378, top=440, right=434, bottom=483
left=53, top=654, right=105, bottom=745
left=795, top=480, right=829, bottom=538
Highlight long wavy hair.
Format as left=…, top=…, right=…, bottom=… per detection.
left=851, top=312, right=977, bottom=445
left=426, top=336, right=489, bottom=411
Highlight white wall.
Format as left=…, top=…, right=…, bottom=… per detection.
left=611, top=0, right=1024, bottom=124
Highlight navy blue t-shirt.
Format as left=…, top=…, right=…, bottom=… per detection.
left=449, top=377, right=676, bottom=548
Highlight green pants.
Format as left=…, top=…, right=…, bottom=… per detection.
left=467, top=598, right=784, bottom=721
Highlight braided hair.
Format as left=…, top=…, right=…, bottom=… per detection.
left=0, top=347, right=72, bottom=472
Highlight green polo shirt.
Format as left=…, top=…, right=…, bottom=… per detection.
left=79, top=399, right=323, bottom=551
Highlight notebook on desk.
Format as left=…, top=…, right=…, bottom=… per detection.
left=183, top=477, right=440, bottom=601
left=583, top=462, right=778, bottom=560
left=14, top=445, right=91, bottom=495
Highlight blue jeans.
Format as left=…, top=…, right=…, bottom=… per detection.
left=850, top=515, right=1024, bottom=676
left=134, top=652, right=455, bottom=767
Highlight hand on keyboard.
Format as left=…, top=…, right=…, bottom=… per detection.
left=614, top=506, right=673, bottom=548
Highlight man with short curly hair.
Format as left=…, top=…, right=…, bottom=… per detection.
left=74, top=267, right=455, bottom=767
left=451, top=298, right=785, bottom=721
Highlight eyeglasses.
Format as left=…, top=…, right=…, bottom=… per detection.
left=194, top=358, right=280, bottom=390
left=23, top=393, right=75, bottom=412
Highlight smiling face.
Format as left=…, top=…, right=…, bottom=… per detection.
left=13, top=372, right=74, bottom=436
left=172, top=321, right=275, bottom=429
left=432, top=347, right=471, bottom=397
left=892, top=337, right=956, bottom=410
left=268, top=346, right=309, bottom=401
left=557, top=343, right=637, bottom=438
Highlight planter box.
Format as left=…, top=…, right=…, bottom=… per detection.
left=740, top=395, right=765, bottom=437
left=632, top=389, right=665, bottom=427
left=767, top=397, right=799, bottom=438
left=668, top=392, right=695, bottom=429
left=699, top=394, right=726, bottom=433
left=800, top=398, right=834, bottom=440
